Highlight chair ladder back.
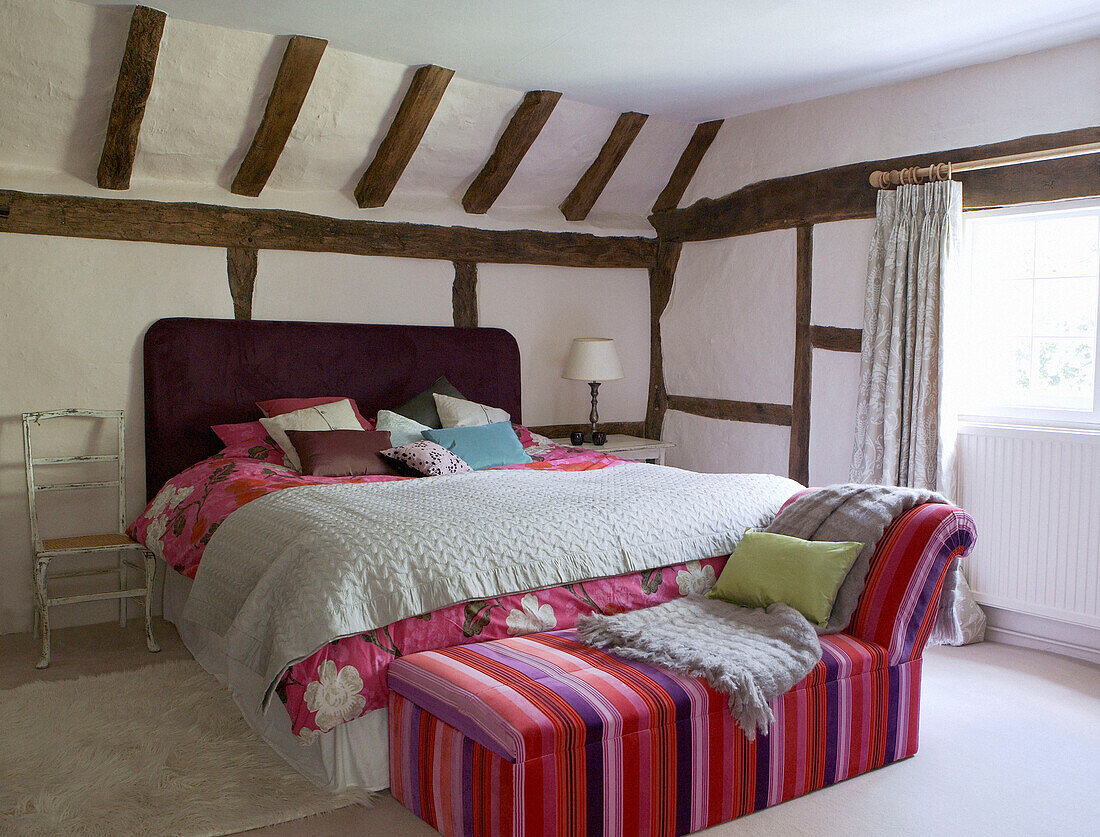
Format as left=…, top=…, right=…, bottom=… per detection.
left=22, top=409, right=128, bottom=549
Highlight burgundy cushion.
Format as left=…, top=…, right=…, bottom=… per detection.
left=257, top=396, right=374, bottom=429
left=212, top=420, right=269, bottom=447
left=285, top=430, right=400, bottom=477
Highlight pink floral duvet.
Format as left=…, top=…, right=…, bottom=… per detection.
left=129, top=433, right=731, bottom=740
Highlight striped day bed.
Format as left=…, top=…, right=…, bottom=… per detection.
left=386, top=500, right=977, bottom=837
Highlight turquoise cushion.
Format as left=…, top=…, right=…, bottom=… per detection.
left=421, top=422, right=533, bottom=470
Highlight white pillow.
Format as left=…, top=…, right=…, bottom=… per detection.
left=259, top=399, right=363, bottom=471
left=376, top=410, right=432, bottom=447
left=433, top=393, right=510, bottom=428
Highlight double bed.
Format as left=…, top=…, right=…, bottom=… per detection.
left=138, top=318, right=804, bottom=791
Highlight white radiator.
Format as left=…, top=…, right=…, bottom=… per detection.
left=956, top=423, right=1100, bottom=630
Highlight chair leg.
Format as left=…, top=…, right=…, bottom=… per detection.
left=34, top=556, right=50, bottom=669
left=118, top=551, right=127, bottom=628
left=142, top=550, right=160, bottom=654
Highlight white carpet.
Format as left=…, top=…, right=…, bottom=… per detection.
left=0, top=660, right=364, bottom=836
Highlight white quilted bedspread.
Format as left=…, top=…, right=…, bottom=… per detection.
left=183, top=463, right=801, bottom=708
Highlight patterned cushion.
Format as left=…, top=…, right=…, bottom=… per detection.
left=381, top=440, right=473, bottom=476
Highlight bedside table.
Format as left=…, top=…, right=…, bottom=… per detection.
left=551, top=434, right=676, bottom=465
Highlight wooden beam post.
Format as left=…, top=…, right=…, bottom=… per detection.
left=664, top=395, right=793, bottom=427
left=644, top=240, right=681, bottom=440
left=452, top=261, right=478, bottom=327
left=226, top=247, right=257, bottom=320
left=810, top=325, right=862, bottom=353
left=560, top=112, right=648, bottom=222
left=355, top=65, right=454, bottom=208
left=0, top=188, right=657, bottom=268
left=97, top=6, right=166, bottom=190
left=462, top=90, right=562, bottom=214
left=231, top=36, right=328, bottom=197
left=651, top=120, right=723, bottom=213
left=789, top=225, right=813, bottom=484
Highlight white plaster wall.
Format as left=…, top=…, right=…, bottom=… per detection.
left=811, top=219, right=874, bottom=329
left=809, top=349, right=861, bottom=486
left=0, top=234, right=230, bottom=634
left=662, top=230, right=796, bottom=404
left=663, top=411, right=790, bottom=475
left=683, top=37, right=1100, bottom=203
left=252, top=251, right=454, bottom=326
left=477, top=265, right=649, bottom=427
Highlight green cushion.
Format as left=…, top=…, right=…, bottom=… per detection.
left=421, top=422, right=533, bottom=470
left=706, top=530, right=862, bottom=628
left=393, top=376, right=466, bottom=429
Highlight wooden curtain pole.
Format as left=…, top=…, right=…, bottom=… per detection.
left=869, top=140, right=1100, bottom=188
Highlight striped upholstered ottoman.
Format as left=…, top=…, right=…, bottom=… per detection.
left=388, top=628, right=912, bottom=837
left=387, top=502, right=975, bottom=836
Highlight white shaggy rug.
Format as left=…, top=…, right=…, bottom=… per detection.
left=0, top=660, right=365, bottom=836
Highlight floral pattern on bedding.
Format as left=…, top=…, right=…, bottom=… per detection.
left=128, top=436, right=621, bottom=580
left=279, top=556, right=730, bottom=740
left=128, top=434, right=726, bottom=741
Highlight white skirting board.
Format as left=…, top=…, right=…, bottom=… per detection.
left=982, top=601, right=1100, bottom=666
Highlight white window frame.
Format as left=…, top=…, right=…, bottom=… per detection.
left=958, top=197, right=1100, bottom=430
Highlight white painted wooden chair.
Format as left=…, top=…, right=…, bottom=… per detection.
left=23, top=409, right=159, bottom=669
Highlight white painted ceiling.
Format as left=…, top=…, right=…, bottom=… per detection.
left=74, top=0, right=1100, bottom=120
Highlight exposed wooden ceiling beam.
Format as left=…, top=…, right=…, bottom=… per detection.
left=651, top=119, right=723, bottom=213
left=560, top=111, right=648, bottom=222
left=355, top=64, right=455, bottom=208
left=462, top=90, right=562, bottom=214
left=230, top=35, right=328, bottom=197
left=0, top=188, right=657, bottom=269
left=650, top=125, right=1100, bottom=242
left=96, top=5, right=166, bottom=190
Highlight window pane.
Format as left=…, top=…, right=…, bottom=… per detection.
left=1033, top=277, right=1098, bottom=338
left=1034, top=215, right=1099, bottom=278
left=1032, top=338, right=1094, bottom=410
left=960, top=202, right=1100, bottom=421
left=968, top=218, right=1035, bottom=280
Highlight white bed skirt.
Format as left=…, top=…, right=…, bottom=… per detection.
left=163, top=567, right=389, bottom=792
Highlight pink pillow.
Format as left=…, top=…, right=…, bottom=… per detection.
left=257, top=396, right=374, bottom=430
left=212, top=420, right=269, bottom=447
left=512, top=423, right=536, bottom=448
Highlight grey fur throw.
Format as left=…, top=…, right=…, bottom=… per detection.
left=765, top=483, right=946, bottom=634
left=577, top=597, right=821, bottom=739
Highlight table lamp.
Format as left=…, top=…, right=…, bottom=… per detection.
left=562, top=338, right=624, bottom=445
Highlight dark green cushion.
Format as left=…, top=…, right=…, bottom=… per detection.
left=393, top=376, right=465, bottom=429
left=706, top=530, right=862, bottom=628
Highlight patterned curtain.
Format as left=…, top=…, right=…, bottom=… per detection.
left=851, top=180, right=962, bottom=491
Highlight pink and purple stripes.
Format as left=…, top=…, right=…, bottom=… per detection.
left=387, top=502, right=976, bottom=836
left=389, top=632, right=923, bottom=836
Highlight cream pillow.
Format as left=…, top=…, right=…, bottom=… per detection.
left=433, top=393, right=511, bottom=428
left=259, top=398, right=363, bottom=471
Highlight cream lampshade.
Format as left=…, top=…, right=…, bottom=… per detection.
left=562, top=338, right=623, bottom=445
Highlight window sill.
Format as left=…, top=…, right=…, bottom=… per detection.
left=957, top=417, right=1100, bottom=441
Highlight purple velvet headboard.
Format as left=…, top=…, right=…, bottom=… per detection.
left=143, top=318, right=521, bottom=499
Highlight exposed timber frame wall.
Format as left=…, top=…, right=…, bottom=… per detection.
left=0, top=187, right=657, bottom=438
left=646, top=126, right=1100, bottom=483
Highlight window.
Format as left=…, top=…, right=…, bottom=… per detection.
left=959, top=199, right=1100, bottom=426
